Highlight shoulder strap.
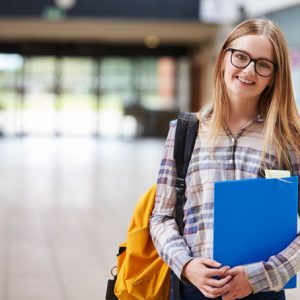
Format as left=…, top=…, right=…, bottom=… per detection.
left=172, top=112, right=199, bottom=299
left=174, top=112, right=199, bottom=235
left=174, top=112, right=199, bottom=181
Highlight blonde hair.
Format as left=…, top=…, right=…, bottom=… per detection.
left=206, top=18, right=300, bottom=170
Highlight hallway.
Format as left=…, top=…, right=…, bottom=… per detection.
left=0, top=136, right=299, bottom=299
left=0, top=136, right=164, bottom=300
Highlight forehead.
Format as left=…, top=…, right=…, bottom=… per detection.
left=230, top=35, right=275, bottom=60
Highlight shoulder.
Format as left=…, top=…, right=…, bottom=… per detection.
left=169, top=112, right=199, bottom=128
left=169, top=119, right=177, bottom=128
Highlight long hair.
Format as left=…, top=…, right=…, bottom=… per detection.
left=207, top=18, right=300, bottom=169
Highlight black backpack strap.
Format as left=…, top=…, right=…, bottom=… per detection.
left=174, top=112, right=199, bottom=235
left=172, top=112, right=199, bottom=300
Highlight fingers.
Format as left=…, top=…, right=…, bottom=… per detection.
left=222, top=291, right=237, bottom=300
left=183, top=258, right=243, bottom=299
left=201, top=258, right=222, bottom=268
left=226, top=266, right=243, bottom=276
left=207, top=275, right=232, bottom=288
left=201, top=285, right=222, bottom=299
left=207, top=265, right=230, bottom=277
left=199, top=274, right=232, bottom=298
left=201, top=282, right=231, bottom=299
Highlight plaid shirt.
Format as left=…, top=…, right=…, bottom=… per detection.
left=149, top=114, right=300, bottom=293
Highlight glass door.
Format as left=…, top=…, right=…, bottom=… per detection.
left=57, top=57, right=95, bottom=136
left=22, top=56, right=56, bottom=135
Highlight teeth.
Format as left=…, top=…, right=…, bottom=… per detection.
left=238, top=77, right=254, bottom=84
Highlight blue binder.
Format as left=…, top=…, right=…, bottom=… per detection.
left=213, top=176, right=298, bottom=289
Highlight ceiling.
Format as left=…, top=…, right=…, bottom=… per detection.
left=0, top=18, right=219, bottom=45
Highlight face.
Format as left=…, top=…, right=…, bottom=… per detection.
left=223, top=34, right=275, bottom=104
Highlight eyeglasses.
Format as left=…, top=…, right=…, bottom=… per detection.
left=225, top=48, right=277, bottom=77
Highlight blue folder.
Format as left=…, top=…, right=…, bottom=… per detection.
left=213, top=176, right=298, bottom=289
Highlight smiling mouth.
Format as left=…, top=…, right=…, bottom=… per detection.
left=237, top=76, right=255, bottom=85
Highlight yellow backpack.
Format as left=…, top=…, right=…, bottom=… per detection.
left=105, top=113, right=199, bottom=300
left=114, top=184, right=170, bottom=300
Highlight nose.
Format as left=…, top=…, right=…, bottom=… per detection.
left=243, top=61, right=256, bottom=75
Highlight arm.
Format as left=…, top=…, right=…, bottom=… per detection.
left=149, top=120, right=192, bottom=279
left=149, top=121, right=232, bottom=298
left=243, top=235, right=300, bottom=292
left=222, top=202, right=300, bottom=299
left=221, top=239, right=300, bottom=300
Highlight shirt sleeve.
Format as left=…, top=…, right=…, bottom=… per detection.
left=244, top=151, right=300, bottom=293
left=244, top=236, right=300, bottom=292
left=149, top=120, right=193, bottom=279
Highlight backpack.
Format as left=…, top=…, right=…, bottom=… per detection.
left=105, top=112, right=199, bottom=300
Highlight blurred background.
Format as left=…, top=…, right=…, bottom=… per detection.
left=0, top=0, right=299, bottom=299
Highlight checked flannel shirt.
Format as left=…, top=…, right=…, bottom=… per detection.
left=149, top=114, right=300, bottom=293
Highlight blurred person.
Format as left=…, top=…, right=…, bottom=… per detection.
left=150, top=18, right=300, bottom=300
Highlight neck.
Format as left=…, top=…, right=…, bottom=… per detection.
left=226, top=97, right=258, bottom=137
left=227, top=94, right=259, bottom=124
left=228, top=103, right=258, bottom=124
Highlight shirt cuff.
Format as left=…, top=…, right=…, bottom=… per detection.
left=172, top=253, right=193, bottom=283
left=244, top=262, right=270, bottom=293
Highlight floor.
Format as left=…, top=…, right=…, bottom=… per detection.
left=0, top=136, right=299, bottom=300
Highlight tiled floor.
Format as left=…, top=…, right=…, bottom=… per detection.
left=0, top=136, right=299, bottom=300
left=0, top=136, right=164, bottom=300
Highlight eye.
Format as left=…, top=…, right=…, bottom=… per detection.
left=257, top=60, right=272, bottom=69
left=234, top=52, right=248, bottom=62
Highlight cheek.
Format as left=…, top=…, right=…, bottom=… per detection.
left=259, top=78, right=272, bottom=91
left=223, top=58, right=237, bottom=76
left=223, top=64, right=236, bottom=85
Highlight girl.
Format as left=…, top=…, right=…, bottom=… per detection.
left=150, top=18, right=300, bottom=300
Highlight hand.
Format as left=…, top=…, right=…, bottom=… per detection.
left=222, top=266, right=253, bottom=300
left=182, top=258, right=232, bottom=298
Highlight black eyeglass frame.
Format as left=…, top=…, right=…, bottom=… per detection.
left=225, top=47, right=277, bottom=77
